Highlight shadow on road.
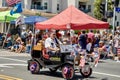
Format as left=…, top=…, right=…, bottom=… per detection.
left=34, top=71, right=98, bottom=80
left=101, top=77, right=109, bottom=80
left=98, top=60, right=106, bottom=63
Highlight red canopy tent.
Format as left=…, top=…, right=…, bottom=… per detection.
left=35, top=5, right=109, bottom=30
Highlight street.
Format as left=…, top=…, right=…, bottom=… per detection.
left=0, top=49, right=120, bottom=80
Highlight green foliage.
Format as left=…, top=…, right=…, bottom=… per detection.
left=74, top=30, right=80, bottom=34
left=86, top=30, right=89, bottom=33
left=93, top=0, right=113, bottom=20
left=35, top=13, right=41, bottom=16
left=108, top=0, right=114, bottom=11
left=109, top=25, right=113, bottom=29
left=93, top=0, right=103, bottom=20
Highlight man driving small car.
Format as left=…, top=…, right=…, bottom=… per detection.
left=45, top=32, right=60, bottom=56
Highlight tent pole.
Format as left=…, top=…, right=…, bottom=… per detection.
left=2, top=15, right=7, bottom=48
left=112, top=6, right=116, bottom=35
left=2, top=23, right=11, bottom=48
left=33, top=24, right=36, bottom=45
left=30, top=24, right=36, bottom=54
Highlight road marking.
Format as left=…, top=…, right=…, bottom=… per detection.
left=0, top=74, right=23, bottom=80
left=1, top=57, right=120, bottom=78
left=0, top=64, right=13, bottom=68
left=0, top=63, right=27, bottom=68
left=0, top=57, right=26, bottom=63
left=93, top=71, right=120, bottom=78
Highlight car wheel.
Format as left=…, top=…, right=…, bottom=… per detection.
left=62, top=65, right=74, bottom=80
left=29, top=60, right=40, bottom=74
left=80, top=64, right=92, bottom=78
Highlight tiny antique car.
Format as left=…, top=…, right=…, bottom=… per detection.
left=27, top=44, right=93, bottom=79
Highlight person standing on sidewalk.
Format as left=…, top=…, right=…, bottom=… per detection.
left=78, top=31, right=87, bottom=50
left=113, top=32, right=119, bottom=56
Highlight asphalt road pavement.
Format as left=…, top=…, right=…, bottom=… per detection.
left=0, top=49, right=120, bottom=80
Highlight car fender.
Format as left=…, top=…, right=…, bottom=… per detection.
left=61, top=61, right=74, bottom=67
left=31, top=58, right=43, bottom=68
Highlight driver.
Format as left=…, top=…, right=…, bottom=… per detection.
left=44, top=32, right=60, bottom=56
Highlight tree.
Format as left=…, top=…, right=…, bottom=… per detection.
left=107, top=0, right=114, bottom=11
left=35, top=12, right=41, bottom=16
left=94, top=0, right=102, bottom=20
left=94, top=0, right=113, bottom=20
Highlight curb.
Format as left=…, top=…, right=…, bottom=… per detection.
left=0, top=49, right=30, bottom=57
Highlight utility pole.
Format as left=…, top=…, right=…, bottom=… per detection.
left=113, top=6, right=116, bottom=34
left=105, top=0, right=108, bottom=19
left=112, top=0, right=119, bottom=34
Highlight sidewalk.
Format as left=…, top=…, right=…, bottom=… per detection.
left=0, top=49, right=30, bottom=57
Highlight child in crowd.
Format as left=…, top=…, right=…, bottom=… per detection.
left=92, top=45, right=100, bottom=67
left=86, top=38, right=94, bottom=55
left=26, top=39, right=32, bottom=53
left=71, top=43, right=86, bottom=67
left=98, top=41, right=107, bottom=59
left=16, top=42, right=26, bottom=53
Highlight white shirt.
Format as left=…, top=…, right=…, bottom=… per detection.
left=7, top=37, right=11, bottom=41
left=21, top=31, right=27, bottom=38
left=29, top=30, right=32, bottom=34
left=45, top=37, right=57, bottom=52
left=86, top=43, right=92, bottom=51
left=59, top=30, right=65, bottom=36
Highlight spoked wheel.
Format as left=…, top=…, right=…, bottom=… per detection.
left=62, top=65, right=74, bottom=80
left=29, top=60, right=40, bottom=74
left=80, top=63, right=92, bottom=78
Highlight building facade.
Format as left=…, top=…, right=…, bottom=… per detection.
left=1, top=0, right=119, bottom=33
left=21, top=0, right=93, bottom=14
left=0, top=0, right=95, bottom=33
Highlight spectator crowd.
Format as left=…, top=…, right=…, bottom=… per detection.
left=0, top=26, right=120, bottom=61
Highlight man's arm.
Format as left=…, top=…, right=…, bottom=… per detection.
left=45, top=38, right=59, bottom=52
left=47, top=47, right=59, bottom=52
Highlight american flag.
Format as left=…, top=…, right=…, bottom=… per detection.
left=79, top=56, right=85, bottom=67
left=117, top=47, right=120, bottom=54
left=6, top=0, right=21, bottom=6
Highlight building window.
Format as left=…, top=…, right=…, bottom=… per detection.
left=117, top=22, right=119, bottom=26
left=2, top=0, right=7, bottom=7
left=31, top=0, right=43, bottom=10
left=44, top=2, right=48, bottom=10
left=57, top=4, right=59, bottom=11
left=78, top=2, right=86, bottom=10
left=88, top=5, right=91, bottom=12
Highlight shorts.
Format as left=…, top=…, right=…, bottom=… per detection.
left=113, top=47, right=117, bottom=54
left=14, top=45, right=19, bottom=49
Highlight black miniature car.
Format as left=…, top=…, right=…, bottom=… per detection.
left=27, top=45, right=92, bottom=79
